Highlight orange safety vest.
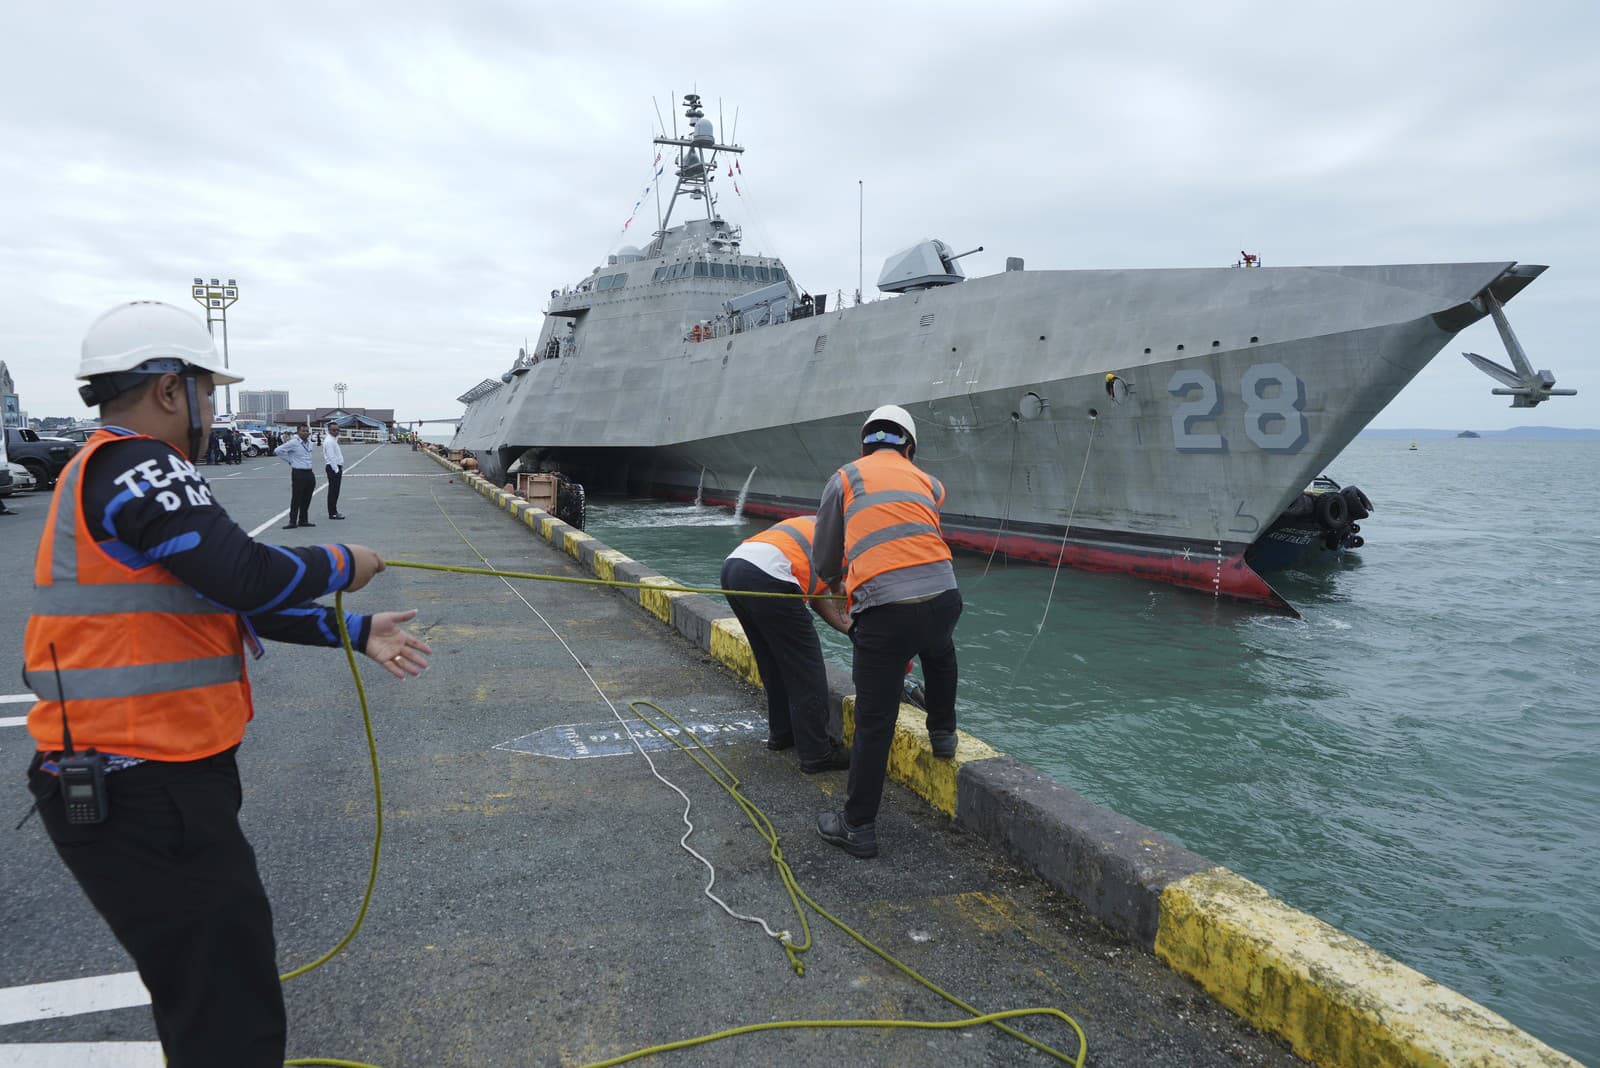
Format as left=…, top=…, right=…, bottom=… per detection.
left=24, top=430, right=253, bottom=760
left=838, top=449, right=950, bottom=600
left=745, top=516, right=826, bottom=597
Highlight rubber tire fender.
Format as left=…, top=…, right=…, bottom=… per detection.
left=1284, top=492, right=1315, bottom=520
left=1340, top=485, right=1372, bottom=521
left=1314, top=491, right=1349, bottom=531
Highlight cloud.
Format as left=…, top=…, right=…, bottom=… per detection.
left=0, top=0, right=1593, bottom=429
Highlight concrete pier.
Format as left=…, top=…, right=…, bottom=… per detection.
left=0, top=443, right=1573, bottom=1066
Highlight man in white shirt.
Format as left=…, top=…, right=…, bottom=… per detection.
left=322, top=423, right=347, bottom=520
left=273, top=425, right=316, bottom=529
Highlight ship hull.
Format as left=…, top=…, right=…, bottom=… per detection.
left=455, top=261, right=1542, bottom=607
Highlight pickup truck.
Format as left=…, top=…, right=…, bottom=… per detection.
left=4, top=427, right=79, bottom=489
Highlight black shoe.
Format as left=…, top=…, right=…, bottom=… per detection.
left=800, top=745, right=851, bottom=774
left=816, top=811, right=878, bottom=858
left=329, top=514, right=347, bottom=520
left=766, top=736, right=795, bottom=752
left=299, top=521, right=316, bottom=527
left=929, top=730, right=958, bottom=759
left=283, top=523, right=299, bottom=529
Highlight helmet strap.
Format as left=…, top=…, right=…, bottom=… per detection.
left=182, top=375, right=204, bottom=462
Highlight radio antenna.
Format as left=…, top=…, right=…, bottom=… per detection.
left=49, top=642, right=73, bottom=755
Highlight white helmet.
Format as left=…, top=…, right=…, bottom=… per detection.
left=860, top=403, right=917, bottom=455
left=78, top=301, right=243, bottom=386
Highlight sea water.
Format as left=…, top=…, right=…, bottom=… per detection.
left=581, top=436, right=1599, bottom=1064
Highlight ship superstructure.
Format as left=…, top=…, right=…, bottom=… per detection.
left=454, top=94, right=1558, bottom=608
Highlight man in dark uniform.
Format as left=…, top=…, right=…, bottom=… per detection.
left=21, top=300, right=432, bottom=1067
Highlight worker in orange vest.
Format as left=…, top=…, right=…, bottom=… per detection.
left=721, top=515, right=852, bottom=772
left=811, top=404, right=962, bottom=859
left=20, top=301, right=431, bottom=1067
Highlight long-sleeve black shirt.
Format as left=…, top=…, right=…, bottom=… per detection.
left=80, top=427, right=372, bottom=653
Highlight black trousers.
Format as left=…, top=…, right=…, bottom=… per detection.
left=721, top=557, right=836, bottom=763
left=845, top=588, right=962, bottom=827
left=325, top=464, right=343, bottom=516
left=26, top=747, right=286, bottom=1068
left=289, top=467, right=315, bottom=525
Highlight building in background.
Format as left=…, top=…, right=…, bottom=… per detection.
left=1, top=361, right=22, bottom=428
left=277, top=407, right=396, bottom=442
left=238, top=389, right=291, bottom=421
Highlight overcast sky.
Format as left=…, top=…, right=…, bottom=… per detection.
left=2, top=0, right=1594, bottom=432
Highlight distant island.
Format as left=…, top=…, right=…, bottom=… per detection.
left=1363, top=426, right=1600, bottom=441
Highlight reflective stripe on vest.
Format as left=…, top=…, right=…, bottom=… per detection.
left=838, top=450, right=950, bottom=599
left=32, top=582, right=223, bottom=616
left=25, top=430, right=252, bottom=761
left=30, top=655, right=244, bottom=702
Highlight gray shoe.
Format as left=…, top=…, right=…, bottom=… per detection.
left=816, top=811, right=878, bottom=858
left=929, top=730, right=957, bottom=759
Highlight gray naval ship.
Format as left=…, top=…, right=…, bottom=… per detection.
left=453, top=93, right=1569, bottom=609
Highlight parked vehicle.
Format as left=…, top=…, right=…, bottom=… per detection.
left=6, top=461, right=37, bottom=493
left=0, top=430, right=12, bottom=498
left=3, top=426, right=78, bottom=489
left=53, top=425, right=102, bottom=444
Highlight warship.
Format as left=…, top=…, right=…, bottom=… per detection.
left=452, top=93, right=1567, bottom=609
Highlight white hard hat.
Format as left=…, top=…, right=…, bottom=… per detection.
left=78, top=301, right=242, bottom=385
left=861, top=403, right=917, bottom=450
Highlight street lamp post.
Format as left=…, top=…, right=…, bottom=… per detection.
left=190, top=277, right=240, bottom=415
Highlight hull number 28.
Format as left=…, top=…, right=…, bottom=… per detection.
left=1167, top=364, right=1309, bottom=454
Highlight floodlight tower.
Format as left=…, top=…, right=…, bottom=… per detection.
left=190, top=277, right=240, bottom=415
left=335, top=382, right=348, bottom=409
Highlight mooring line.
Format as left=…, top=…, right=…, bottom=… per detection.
left=423, top=489, right=797, bottom=951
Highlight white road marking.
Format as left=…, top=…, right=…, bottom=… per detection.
left=0, top=694, right=35, bottom=704
left=246, top=443, right=385, bottom=538
left=0, top=971, right=149, bottom=1026
left=0, top=1043, right=163, bottom=1066
left=0, top=717, right=26, bottom=728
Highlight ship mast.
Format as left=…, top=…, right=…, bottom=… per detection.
left=652, top=93, right=742, bottom=236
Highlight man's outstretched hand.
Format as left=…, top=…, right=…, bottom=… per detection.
left=363, top=608, right=433, bottom=678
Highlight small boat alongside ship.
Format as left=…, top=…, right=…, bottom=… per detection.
left=1246, top=476, right=1372, bottom=573
left=452, top=92, right=1574, bottom=609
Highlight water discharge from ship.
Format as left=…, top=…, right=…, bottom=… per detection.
left=733, top=466, right=756, bottom=519
left=694, top=466, right=706, bottom=507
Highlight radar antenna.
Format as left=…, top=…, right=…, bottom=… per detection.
left=652, top=92, right=745, bottom=234
left=1461, top=290, right=1577, bottom=408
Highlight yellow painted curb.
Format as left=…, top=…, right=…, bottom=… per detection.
left=591, top=549, right=628, bottom=584
left=538, top=516, right=558, bottom=541
left=636, top=575, right=682, bottom=623
left=523, top=507, right=544, bottom=530
left=562, top=529, right=592, bottom=559
left=709, top=617, right=762, bottom=687
left=1155, top=868, right=1582, bottom=1068
left=839, top=696, right=995, bottom=817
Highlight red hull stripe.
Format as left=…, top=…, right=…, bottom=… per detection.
left=661, top=488, right=1289, bottom=610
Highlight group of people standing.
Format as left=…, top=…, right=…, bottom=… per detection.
left=722, top=404, right=962, bottom=860
left=274, top=422, right=347, bottom=528
left=204, top=426, right=245, bottom=465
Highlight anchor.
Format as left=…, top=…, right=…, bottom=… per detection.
left=1462, top=290, right=1577, bottom=408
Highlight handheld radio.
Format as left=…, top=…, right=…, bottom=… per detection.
left=49, top=643, right=108, bottom=825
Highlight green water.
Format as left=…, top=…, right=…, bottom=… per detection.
left=580, top=437, right=1598, bottom=1063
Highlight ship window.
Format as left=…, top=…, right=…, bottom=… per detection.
left=654, top=266, right=668, bottom=281
left=598, top=275, right=615, bottom=291
left=694, top=261, right=708, bottom=277
left=771, top=268, right=786, bottom=281
left=711, top=262, right=726, bottom=278
left=614, top=273, right=627, bottom=288
left=756, top=266, right=770, bottom=282
left=740, top=265, right=755, bottom=280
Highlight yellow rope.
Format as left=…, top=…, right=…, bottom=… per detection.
left=386, top=558, right=842, bottom=601
left=280, top=492, right=1089, bottom=1066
